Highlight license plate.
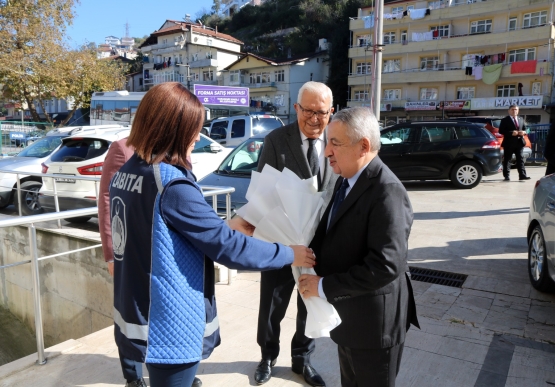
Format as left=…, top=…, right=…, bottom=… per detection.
left=54, top=176, right=76, bottom=183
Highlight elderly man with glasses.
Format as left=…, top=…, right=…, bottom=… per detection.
left=253, top=81, right=339, bottom=386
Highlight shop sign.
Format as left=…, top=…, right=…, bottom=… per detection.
left=437, top=101, right=471, bottom=110
left=193, top=85, right=249, bottom=107
left=471, top=96, right=542, bottom=110
left=405, top=101, right=437, bottom=111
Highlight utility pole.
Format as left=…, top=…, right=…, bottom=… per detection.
left=371, top=0, right=384, bottom=122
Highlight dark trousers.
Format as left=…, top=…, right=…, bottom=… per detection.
left=502, top=146, right=527, bottom=178
left=338, top=342, right=405, bottom=387
left=146, top=362, right=199, bottom=387
left=546, top=161, right=555, bottom=176
left=257, top=266, right=314, bottom=365
left=119, top=348, right=143, bottom=382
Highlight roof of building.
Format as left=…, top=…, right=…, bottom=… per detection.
left=225, top=50, right=328, bottom=70
left=101, top=55, right=134, bottom=63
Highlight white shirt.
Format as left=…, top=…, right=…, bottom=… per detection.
left=318, top=161, right=371, bottom=299
left=299, top=130, right=325, bottom=176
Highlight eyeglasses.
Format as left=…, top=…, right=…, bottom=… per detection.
left=296, top=103, right=331, bottom=119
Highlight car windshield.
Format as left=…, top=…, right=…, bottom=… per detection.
left=253, top=117, right=282, bottom=133
left=17, top=136, right=64, bottom=158
left=217, top=138, right=265, bottom=175
left=192, top=135, right=215, bottom=153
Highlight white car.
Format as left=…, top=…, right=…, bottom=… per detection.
left=39, top=132, right=230, bottom=223
left=0, top=125, right=126, bottom=215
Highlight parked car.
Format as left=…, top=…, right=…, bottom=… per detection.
left=379, top=121, right=502, bottom=188
left=448, top=116, right=532, bottom=166
left=0, top=125, right=126, bottom=215
left=527, top=173, right=555, bottom=292
left=39, top=133, right=229, bottom=222
left=208, top=114, right=284, bottom=147
left=10, top=130, right=45, bottom=147
left=199, top=132, right=268, bottom=214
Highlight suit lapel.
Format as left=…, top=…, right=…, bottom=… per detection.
left=320, top=129, right=332, bottom=190
left=327, top=157, right=382, bottom=232
left=285, top=122, right=312, bottom=179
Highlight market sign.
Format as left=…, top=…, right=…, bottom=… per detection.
left=471, top=96, right=543, bottom=110
left=405, top=101, right=437, bottom=111
left=438, top=101, right=471, bottom=110
left=193, top=85, right=249, bottom=107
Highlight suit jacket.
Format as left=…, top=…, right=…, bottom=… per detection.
left=257, top=121, right=338, bottom=208
left=310, top=156, right=419, bottom=349
left=98, top=138, right=134, bottom=262
left=499, top=115, right=527, bottom=150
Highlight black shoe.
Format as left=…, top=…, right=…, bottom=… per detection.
left=254, top=359, right=276, bottom=385
left=192, top=377, right=202, bottom=387
left=292, top=364, right=326, bottom=387
left=126, top=379, right=147, bottom=387
left=519, top=176, right=531, bottom=180
left=504, top=177, right=510, bottom=181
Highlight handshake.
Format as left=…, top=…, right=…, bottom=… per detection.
left=228, top=215, right=316, bottom=269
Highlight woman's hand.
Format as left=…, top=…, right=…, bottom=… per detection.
left=227, top=216, right=255, bottom=236
left=290, top=246, right=316, bottom=268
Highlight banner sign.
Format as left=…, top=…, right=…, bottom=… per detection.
left=405, top=101, right=437, bottom=111
left=470, top=96, right=543, bottom=110
left=193, top=85, right=249, bottom=107
left=438, top=101, right=471, bottom=110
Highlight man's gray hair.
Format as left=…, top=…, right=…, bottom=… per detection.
left=331, top=107, right=381, bottom=152
left=297, top=82, right=333, bottom=108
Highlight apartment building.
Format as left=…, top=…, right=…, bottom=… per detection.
left=348, top=0, right=554, bottom=125
left=221, top=40, right=330, bottom=123
left=222, top=0, right=265, bottom=17
left=140, top=19, right=243, bottom=91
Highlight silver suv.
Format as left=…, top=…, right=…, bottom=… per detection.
left=208, top=114, right=284, bottom=147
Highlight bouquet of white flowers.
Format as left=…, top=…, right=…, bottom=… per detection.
left=237, top=164, right=341, bottom=338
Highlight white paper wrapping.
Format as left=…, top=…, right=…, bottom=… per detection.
left=237, top=165, right=341, bottom=338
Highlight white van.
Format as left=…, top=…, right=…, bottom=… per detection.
left=209, top=114, right=284, bottom=147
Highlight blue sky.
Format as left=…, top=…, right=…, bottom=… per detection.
left=66, top=0, right=215, bottom=48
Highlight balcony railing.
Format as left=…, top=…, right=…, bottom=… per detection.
left=140, top=40, right=184, bottom=53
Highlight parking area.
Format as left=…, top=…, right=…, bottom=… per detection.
left=1, top=165, right=555, bottom=386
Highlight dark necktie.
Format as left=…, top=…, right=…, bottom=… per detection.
left=513, top=117, right=519, bottom=129
left=307, top=138, right=321, bottom=189
left=329, top=178, right=349, bottom=225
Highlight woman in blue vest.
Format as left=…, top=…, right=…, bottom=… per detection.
left=109, top=82, right=315, bottom=387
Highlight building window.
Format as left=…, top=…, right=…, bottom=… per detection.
left=207, top=38, right=213, bottom=46
left=420, top=56, right=439, bottom=71
left=456, top=87, right=475, bottom=99
left=354, top=90, right=369, bottom=101
left=401, top=30, right=408, bottom=43
left=202, top=70, right=213, bottom=81
left=357, top=34, right=370, bottom=47
left=229, top=70, right=240, bottom=84
left=462, top=53, right=480, bottom=68
left=532, top=82, right=541, bottom=95
left=523, top=11, right=547, bottom=28
left=384, top=32, right=396, bottom=45
left=383, top=59, right=400, bottom=73
left=508, top=48, right=536, bottom=63
left=250, top=72, right=271, bottom=84
left=275, top=70, right=285, bottom=82
left=431, top=25, right=450, bottom=37
left=470, top=19, right=492, bottom=34
left=356, top=62, right=371, bottom=74
left=508, top=17, right=517, bottom=31
left=420, top=88, right=438, bottom=100
left=497, top=85, right=516, bottom=97
left=407, top=5, right=414, bottom=11
left=383, top=89, right=401, bottom=100
left=392, top=6, right=403, bottom=14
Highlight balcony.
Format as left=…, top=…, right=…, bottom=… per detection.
left=349, top=25, right=554, bottom=57
left=189, top=58, right=218, bottom=68
left=348, top=61, right=552, bottom=86
left=140, top=41, right=184, bottom=54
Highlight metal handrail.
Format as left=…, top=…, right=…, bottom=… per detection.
left=0, top=185, right=235, bottom=366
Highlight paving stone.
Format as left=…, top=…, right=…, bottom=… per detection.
left=464, top=275, right=498, bottom=292
left=494, top=280, right=531, bottom=298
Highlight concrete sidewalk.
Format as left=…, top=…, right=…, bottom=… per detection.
left=2, top=166, right=555, bottom=386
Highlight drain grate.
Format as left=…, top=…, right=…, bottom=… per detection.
left=409, top=267, right=467, bottom=288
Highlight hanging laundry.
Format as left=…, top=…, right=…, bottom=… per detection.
left=432, top=30, right=439, bottom=38
left=482, top=64, right=503, bottom=85
left=362, top=15, right=374, bottom=29
left=511, top=59, right=537, bottom=74
left=499, top=53, right=506, bottom=62
left=492, top=54, right=498, bottom=64
left=403, top=11, right=408, bottom=16
left=409, top=8, right=427, bottom=20
left=465, top=67, right=472, bottom=75
left=425, top=9, right=431, bottom=16
left=473, top=66, right=483, bottom=80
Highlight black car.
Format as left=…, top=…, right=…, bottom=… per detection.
left=380, top=121, right=502, bottom=188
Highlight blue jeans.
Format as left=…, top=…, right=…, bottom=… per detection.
left=146, top=362, right=199, bottom=387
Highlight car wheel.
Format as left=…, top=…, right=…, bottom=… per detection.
left=14, top=181, right=44, bottom=215
left=450, top=160, right=482, bottom=189
left=64, top=216, right=92, bottom=224
left=528, top=225, right=555, bottom=292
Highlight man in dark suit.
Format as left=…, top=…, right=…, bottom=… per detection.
left=499, top=104, right=530, bottom=180
left=299, top=107, right=419, bottom=387
left=254, top=81, right=338, bottom=386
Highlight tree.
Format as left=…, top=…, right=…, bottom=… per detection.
left=211, top=0, right=222, bottom=15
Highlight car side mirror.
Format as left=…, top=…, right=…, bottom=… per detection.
left=210, top=143, right=222, bottom=153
